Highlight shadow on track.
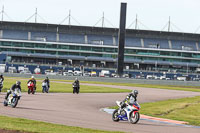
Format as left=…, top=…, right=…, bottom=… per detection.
left=16, top=106, right=55, bottom=112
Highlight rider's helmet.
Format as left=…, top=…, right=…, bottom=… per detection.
left=132, top=90, right=138, bottom=97
left=0, top=74, right=3, bottom=77
left=46, top=77, right=48, bottom=79
left=31, top=76, right=34, bottom=79
left=16, top=81, right=21, bottom=86
left=75, top=77, right=78, bottom=81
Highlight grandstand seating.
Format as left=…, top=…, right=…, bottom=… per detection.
left=3, top=30, right=28, bottom=40
left=171, top=40, right=197, bottom=51
left=87, top=34, right=113, bottom=45
left=125, top=37, right=142, bottom=47
left=31, top=31, right=56, bottom=42
left=1, top=29, right=199, bottom=52
left=143, top=38, right=169, bottom=49
left=59, top=34, right=85, bottom=44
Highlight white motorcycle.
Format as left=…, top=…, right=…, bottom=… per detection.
left=4, top=88, right=21, bottom=108
left=112, top=100, right=140, bottom=124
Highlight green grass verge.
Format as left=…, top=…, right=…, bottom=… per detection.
left=141, top=96, right=200, bottom=126
left=0, top=115, right=123, bottom=133
left=56, top=80, right=200, bottom=92
left=2, top=77, right=130, bottom=93
left=3, top=76, right=200, bottom=93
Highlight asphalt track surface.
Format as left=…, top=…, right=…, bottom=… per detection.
left=0, top=83, right=200, bottom=133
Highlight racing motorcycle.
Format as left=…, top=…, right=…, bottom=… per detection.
left=27, top=81, right=35, bottom=94
left=72, top=82, right=79, bottom=94
left=112, top=100, right=140, bottom=124
left=42, top=81, right=49, bottom=93
left=4, top=88, right=21, bottom=108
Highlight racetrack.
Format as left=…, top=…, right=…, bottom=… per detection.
left=0, top=84, right=200, bottom=133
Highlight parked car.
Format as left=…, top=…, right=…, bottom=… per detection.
left=63, top=70, right=74, bottom=76
left=122, top=74, right=129, bottom=78
left=20, top=70, right=32, bottom=74
left=74, top=71, right=82, bottom=76
left=45, top=69, right=57, bottom=75
left=177, top=76, right=186, bottom=81
left=8, top=67, right=17, bottom=73
left=83, top=72, right=91, bottom=77
left=91, top=71, right=97, bottom=77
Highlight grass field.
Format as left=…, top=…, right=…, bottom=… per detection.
left=1, top=77, right=130, bottom=93
left=3, top=76, right=200, bottom=92
left=0, top=115, right=123, bottom=133
left=110, top=96, right=200, bottom=126
left=45, top=79, right=200, bottom=92
left=140, top=96, right=200, bottom=126
left=78, top=81, right=200, bottom=92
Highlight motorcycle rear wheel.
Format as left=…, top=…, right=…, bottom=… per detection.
left=130, top=111, right=140, bottom=124
left=112, top=109, right=120, bottom=122
left=3, top=100, right=8, bottom=106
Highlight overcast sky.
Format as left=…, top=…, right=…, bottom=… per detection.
left=0, top=0, right=200, bottom=33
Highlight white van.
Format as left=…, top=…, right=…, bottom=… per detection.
left=99, top=70, right=110, bottom=77
left=177, top=77, right=186, bottom=81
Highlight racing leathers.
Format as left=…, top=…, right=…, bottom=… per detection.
left=5, top=84, right=21, bottom=100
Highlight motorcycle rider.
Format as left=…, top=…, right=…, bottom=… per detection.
left=72, top=78, right=80, bottom=94
left=27, top=76, right=36, bottom=90
left=5, top=81, right=21, bottom=100
left=42, top=77, right=50, bottom=92
left=120, top=90, right=138, bottom=109
left=45, top=77, right=50, bottom=89
left=0, top=74, right=4, bottom=92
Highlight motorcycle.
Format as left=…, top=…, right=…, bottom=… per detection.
left=42, top=81, right=49, bottom=93
left=112, top=100, right=140, bottom=124
left=4, top=88, right=21, bottom=108
left=72, top=83, right=79, bottom=94
left=27, top=82, right=35, bottom=94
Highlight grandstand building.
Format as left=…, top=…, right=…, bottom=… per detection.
left=0, top=21, right=200, bottom=73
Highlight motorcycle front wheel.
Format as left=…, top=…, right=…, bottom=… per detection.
left=130, top=111, right=140, bottom=124
left=11, top=98, right=18, bottom=108
left=112, top=109, right=120, bottom=122
left=28, top=88, right=31, bottom=94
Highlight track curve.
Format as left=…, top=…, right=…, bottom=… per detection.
left=0, top=84, right=200, bottom=133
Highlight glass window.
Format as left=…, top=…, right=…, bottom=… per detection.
left=24, top=43, right=34, bottom=48
left=2, top=42, right=12, bottom=46
left=92, top=47, right=102, bottom=52
left=35, top=44, right=45, bottom=48
left=13, top=42, right=23, bottom=47
left=58, top=52, right=68, bottom=55
left=80, top=46, right=91, bottom=51
left=182, top=52, right=192, bottom=58
left=103, top=48, right=114, bottom=52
